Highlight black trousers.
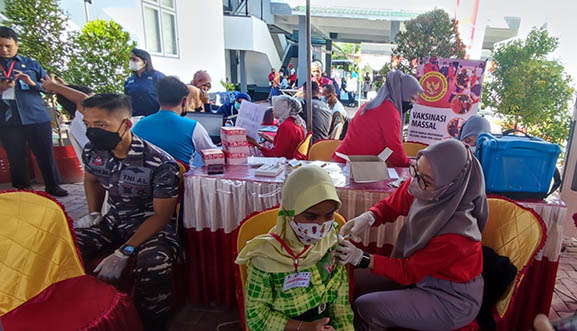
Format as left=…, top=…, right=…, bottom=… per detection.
left=0, top=121, right=60, bottom=188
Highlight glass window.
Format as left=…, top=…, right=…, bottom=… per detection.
left=161, top=0, right=174, bottom=9
left=142, top=0, right=178, bottom=56
left=161, top=12, right=177, bottom=55
left=143, top=6, right=161, bottom=53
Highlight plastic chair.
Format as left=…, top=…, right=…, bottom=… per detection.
left=481, top=197, right=545, bottom=323
left=235, top=208, right=347, bottom=330
left=296, top=133, right=313, bottom=158
left=0, top=191, right=142, bottom=330
left=402, top=142, right=428, bottom=158
left=308, top=140, right=342, bottom=162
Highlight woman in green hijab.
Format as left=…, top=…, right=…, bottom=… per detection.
left=236, top=165, right=354, bottom=331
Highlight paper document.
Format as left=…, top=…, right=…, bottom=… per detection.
left=236, top=101, right=269, bottom=139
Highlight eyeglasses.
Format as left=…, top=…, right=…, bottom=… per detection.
left=409, top=162, right=430, bottom=190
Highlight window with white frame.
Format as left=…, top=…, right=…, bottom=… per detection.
left=142, top=0, right=178, bottom=56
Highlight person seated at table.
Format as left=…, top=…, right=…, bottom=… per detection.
left=191, top=70, right=215, bottom=112
left=236, top=165, right=354, bottom=331
left=186, top=85, right=203, bottom=113
left=75, top=93, right=181, bottom=331
left=247, top=95, right=306, bottom=160
left=301, top=81, right=332, bottom=143
left=333, top=70, right=423, bottom=167
left=336, top=139, right=487, bottom=331
left=133, top=76, right=215, bottom=168
left=458, top=115, right=491, bottom=150
left=322, top=83, right=347, bottom=118
left=216, top=92, right=251, bottom=120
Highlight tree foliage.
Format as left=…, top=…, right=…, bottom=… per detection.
left=4, top=0, right=71, bottom=76
left=64, top=20, right=135, bottom=94
left=483, top=26, right=574, bottom=145
left=382, top=9, right=466, bottom=74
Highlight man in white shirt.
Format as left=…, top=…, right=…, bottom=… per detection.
left=322, top=84, right=347, bottom=117
left=133, top=76, right=216, bottom=168
left=345, top=73, right=358, bottom=107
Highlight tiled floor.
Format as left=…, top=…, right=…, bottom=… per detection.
left=2, top=173, right=576, bottom=328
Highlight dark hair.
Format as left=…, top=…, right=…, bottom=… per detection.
left=82, top=94, right=132, bottom=117
left=131, top=48, right=154, bottom=73
left=56, top=85, right=93, bottom=114
left=0, top=27, right=18, bottom=43
left=302, top=81, right=320, bottom=95
left=323, top=84, right=336, bottom=95
left=156, top=76, right=189, bottom=107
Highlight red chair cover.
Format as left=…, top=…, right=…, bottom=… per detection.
left=1, top=275, right=142, bottom=331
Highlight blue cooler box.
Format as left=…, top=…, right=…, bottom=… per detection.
left=476, top=132, right=561, bottom=200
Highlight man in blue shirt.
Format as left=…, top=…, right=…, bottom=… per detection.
left=133, top=76, right=215, bottom=168
left=0, top=27, right=67, bottom=196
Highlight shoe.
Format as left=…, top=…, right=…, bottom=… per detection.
left=13, top=185, right=32, bottom=191
left=45, top=186, right=69, bottom=197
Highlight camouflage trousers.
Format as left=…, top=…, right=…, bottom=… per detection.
left=75, top=220, right=179, bottom=330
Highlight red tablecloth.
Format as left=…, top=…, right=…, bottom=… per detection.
left=182, top=163, right=567, bottom=330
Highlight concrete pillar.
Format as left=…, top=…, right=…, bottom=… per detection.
left=390, top=21, right=400, bottom=43
left=297, top=15, right=308, bottom=87
left=239, top=50, right=247, bottom=93
left=229, top=50, right=238, bottom=83
left=325, top=40, right=332, bottom=74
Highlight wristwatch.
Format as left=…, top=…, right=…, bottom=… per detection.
left=120, top=244, right=136, bottom=257
left=358, top=252, right=371, bottom=269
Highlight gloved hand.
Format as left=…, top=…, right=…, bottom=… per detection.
left=335, top=238, right=364, bottom=266
left=75, top=212, right=103, bottom=228
left=94, top=250, right=129, bottom=283
left=339, top=211, right=375, bottom=242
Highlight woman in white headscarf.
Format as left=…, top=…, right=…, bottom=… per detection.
left=248, top=95, right=307, bottom=159
left=333, top=70, right=423, bottom=167
left=337, top=139, right=487, bottom=330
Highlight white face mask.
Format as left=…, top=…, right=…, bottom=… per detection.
left=290, top=219, right=334, bottom=245
left=129, top=60, right=144, bottom=71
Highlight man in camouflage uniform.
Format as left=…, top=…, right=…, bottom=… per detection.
left=74, top=94, right=180, bottom=331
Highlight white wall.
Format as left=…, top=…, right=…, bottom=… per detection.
left=150, top=0, right=226, bottom=90
left=224, top=15, right=281, bottom=86
left=64, top=0, right=227, bottom=92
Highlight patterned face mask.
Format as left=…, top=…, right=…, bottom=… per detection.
left=289, top=219, right=334, bottom=245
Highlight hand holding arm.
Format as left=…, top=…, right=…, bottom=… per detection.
left=339, top=211, right=375, bottom=242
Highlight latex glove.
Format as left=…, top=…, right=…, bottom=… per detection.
left=75, top=212, right=103, bottom=228
left=339, top=211, right=375, bottom=242
left=94, top=250, right=129, bottom=283
left=335, top=238, right=364, bottom=266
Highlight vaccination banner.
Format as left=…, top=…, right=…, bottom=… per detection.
left=407, top=57, right=487, bottom=144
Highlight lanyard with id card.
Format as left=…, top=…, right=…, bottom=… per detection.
left=1, top=60, right=16, bottom=100
left=269, top=232, right=312, bottom=292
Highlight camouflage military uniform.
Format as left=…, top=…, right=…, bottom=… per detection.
left=75, top=135, right=180, bottom=329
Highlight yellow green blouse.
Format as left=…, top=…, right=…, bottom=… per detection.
left=244, top=248, right=354, bottom=331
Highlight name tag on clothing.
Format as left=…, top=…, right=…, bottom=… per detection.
left=282, top=272, right=311, bottom=292
left=2, top=87, right=14, bottom=100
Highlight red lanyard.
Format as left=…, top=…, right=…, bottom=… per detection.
left=0, top=60, right=15, bottom=79
left=269, top=232, right=310, bottom=272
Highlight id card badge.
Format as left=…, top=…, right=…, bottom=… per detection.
left=2, top=87, right=15, bottom=100
left=282, top=272, right=311, bottom=292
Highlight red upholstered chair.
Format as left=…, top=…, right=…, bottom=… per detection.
left=0, top=191, right=142, bottom=331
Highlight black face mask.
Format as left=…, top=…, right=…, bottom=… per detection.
left=402, top=101, right=413, bottom=113
left=86, top=121, right=126, bottom=151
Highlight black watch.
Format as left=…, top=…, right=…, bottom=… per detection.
left=120, top=244, right=136, bottom=257
left=357, top=252, right=371, bottom=269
